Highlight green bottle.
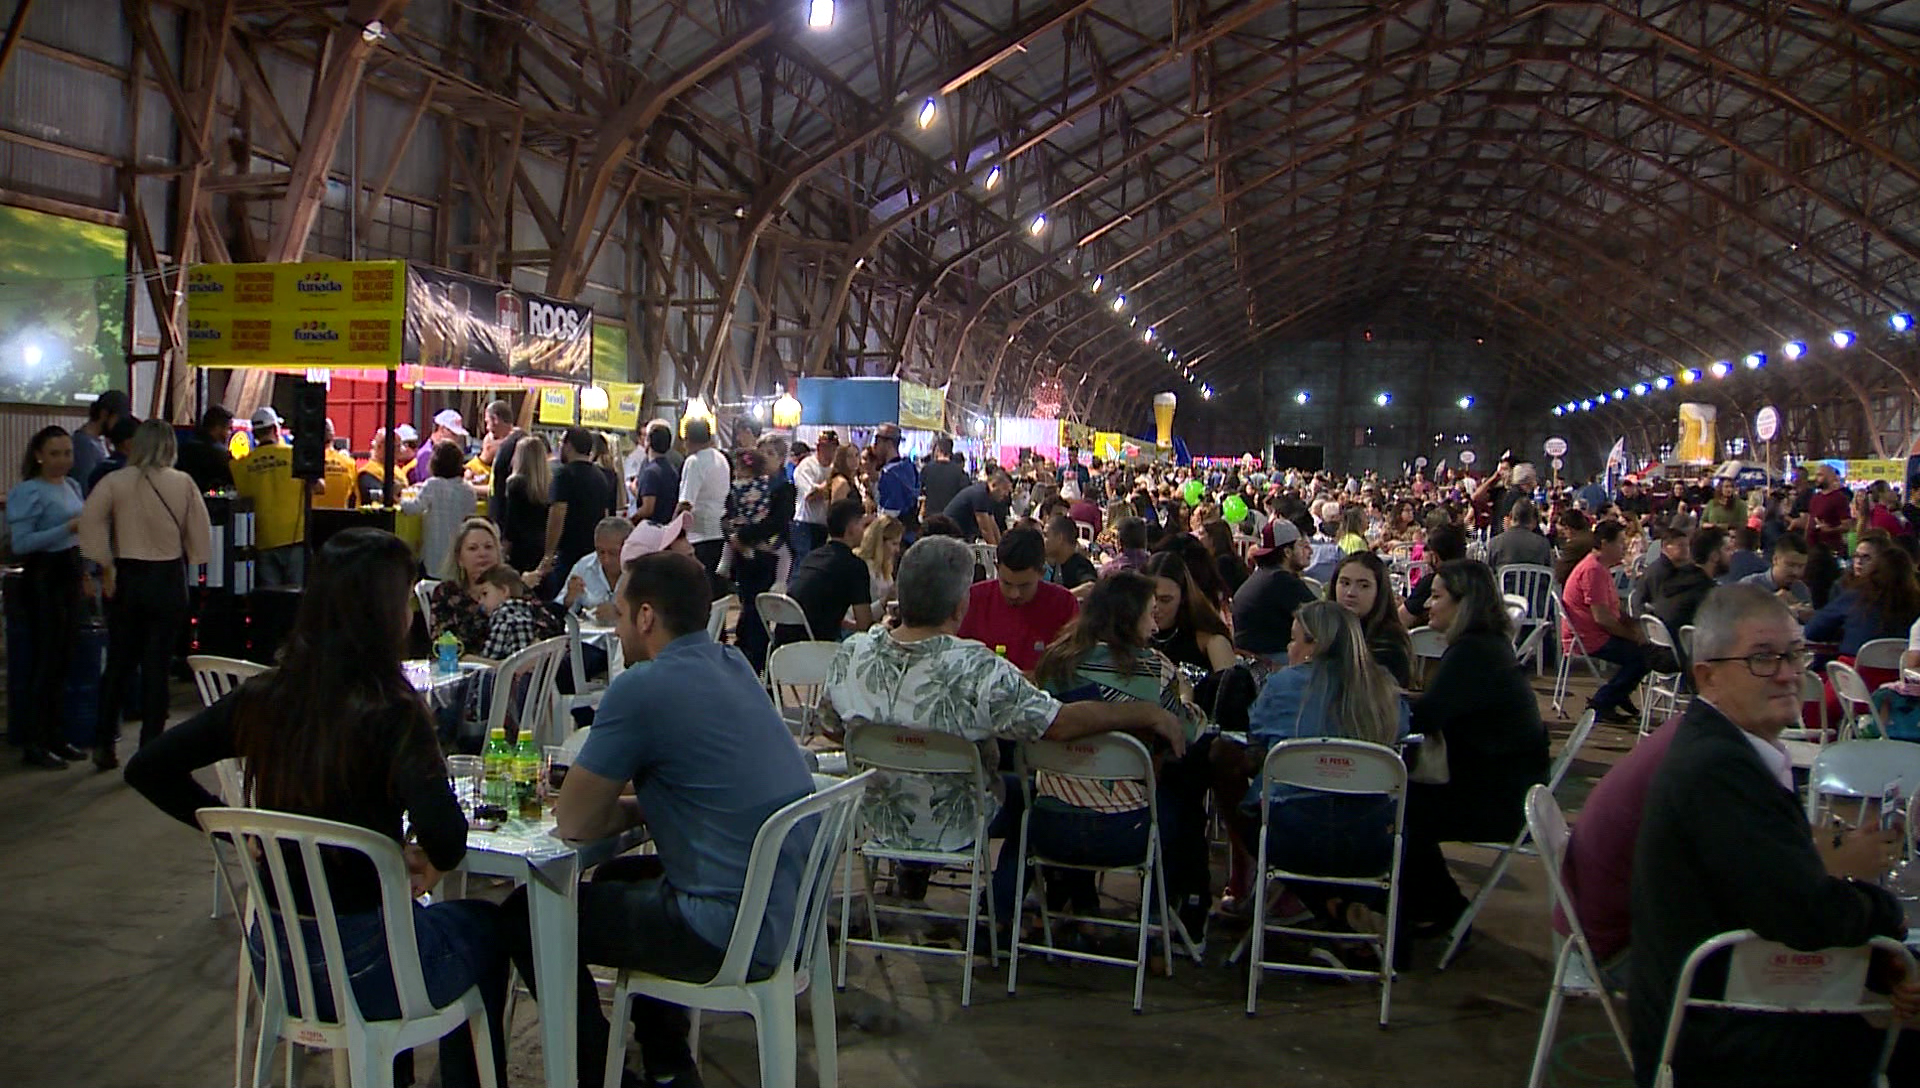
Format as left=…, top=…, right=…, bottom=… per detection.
left=482, top=728, right=512, bottom=809
left=513, top=732, right=542, bottom=819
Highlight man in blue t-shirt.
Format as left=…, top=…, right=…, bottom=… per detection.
left=632, top=420, right=680, bottom=525
left=501, top=551, right=812, bottom=1088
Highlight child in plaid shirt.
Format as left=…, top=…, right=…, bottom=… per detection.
left=471, top=566, right=547, bottom=661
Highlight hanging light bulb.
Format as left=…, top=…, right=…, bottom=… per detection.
left=1552, top=406, right=1565, bottom=417
left=1743, top=352, right=1765, bottom=369
left=1633, top=382, right=1650, bottom=396
left=1831, top=329, right=1856, bottom=349
left=1027, top=214, right=1047, bottom=236
left=916, top=98, right=938, bottom=129
left=1456, top=395, right=1474, bottom=410
left=1580, top=399, right=1594, bottom=411
left=581, top=384, right=610, bottom=412
left=1295, top=391, right=1311, bottom=405
left=1111, top=293, right=1127, bottom=312
left=984, top=165, right=1002, bottom=189
left=1782, top=340, right=1807, bottom=360
left=1654, top=375, right=1673, bottom=390
left=806, top=0, right=835, bottom=29
left=1089, top=275, right=1103, bottom=294
left=1709, top=361, right=1730, bottom=379
left=1142, top=326, right=1156, bottom=343
left=1891, top=313, right=1914, bottom=333
left=772, top=390, right=803, bottom=429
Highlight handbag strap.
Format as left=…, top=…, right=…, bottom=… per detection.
left=144, top=472, right=190, bottom=560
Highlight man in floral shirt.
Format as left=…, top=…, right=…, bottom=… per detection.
left=819, top=535, right=1184, bottom=855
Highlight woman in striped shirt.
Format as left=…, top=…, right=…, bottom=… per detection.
left=988, top=572, right=1205, bottom=931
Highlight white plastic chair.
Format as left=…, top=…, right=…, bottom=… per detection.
left=603, top=771, right=873, bottom=1088
left=1828, top=660, right=1886, bottom=740
left=483, top=636, right=570, bottom=749
left=1238, top=738, right=1407, bottom=1025
left=1637, top=615, right=1688, bottom=737
left=1781, top=671, right=1833, bottom=747
left=1500, top=564, right=1557, bottom=676
left=1006, top=734, right=1200, bottom=1013
left=755, top=591, right=816, bottom=651
left=1522, top=785, right=1631, bottom=1088
left=1407, top=625, right=1448, bottom=688
left=1074, top=521, right=1095, bottom=547
left=970, top=542, right=999, bottom=574
left=1803, top=739, right=1920, bottom=825
left=706, top=595, right=735, bottom=642
left=196, top=808, right=499, bottom=1088
left=1651, top=930, right=1912, bottom=1088
left=1856, top=637, right=1906, bottom=675
left=413, top=580, right=439, bottom=630
left=1551, top=598, right=1610, bottom=719
left=765, top=641, right=838, bottom=741
left=836, top=724, right=999, bottom=1007
left=1437, top=710, right=1599, bottom=971
left=189, top=655, right=272, bottom=709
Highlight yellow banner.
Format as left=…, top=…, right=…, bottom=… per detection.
left=581, top=381, right=644, bottom=430
left=538, top=385, right=577, bottom=424
left=1676, top=402, right=1717, bottom=465
left=1093, top=431, right=1126, bottom=460
left=1059, top=420, right=1094, bottom=450
left=1847, top=459, right=1904, bottom=482
left=898, top=380, right=947, bottom=431
left=186, top=260, right=407, bottom=367
left=187, top=260, right=406, bottom=317
left=184, top=314, right=403, bottom=367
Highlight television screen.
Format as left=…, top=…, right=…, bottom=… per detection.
left=0, top=205, right=125, bottom=408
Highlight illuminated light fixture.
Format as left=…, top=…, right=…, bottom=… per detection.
left=970, top=417, right=986, bottom=436
left=1596, top=392, right=1610, bottom=404
left=984, top=165, right=1001, bottom=189
left=1201, top=385, right=1215, bottom=400
left=679, top=396, right=716, bottom=439
left=581, top=385, right=611, bottom=412
left=21, top=342, right=43, bottom=368
left=1563, top=401, right=1577, bottom=412
left=916, top=98, right=938, bottom=129
left=1613, top=388, right=1627, bottom=400
left=361, top=20, right=387, bottom=42
left=1142, top=326, right=1156, bottom=343
left=1295, top=391, right=1311, bottom=405
left=748, top=399, right=765, bottom=420
left=1027, top=213, right=1047, bottom=236
left=1089, top=275, right=1103, bottom=293
left=1552, top=406, right=1564, bottom=417
left=1374, top=391, right=1392, bottom=407
left=1654, top=375, right=1673, bottom=390
left=1580, top=399, right=1593, bottom=411
left=1676, top=369, right=1697, bottom=385
left=772, top=391, right=803, bottom=429
left=1709, top=360, right=1731, bottom=379
left=1633, top=382, right=1650, bottom=396
left=806, top=0, right=835, bottom=29
left=1456, top=395, right=1474, bottom=410
left=1128, top=316, right=1138, bottom=328
left=1743, top=352, right=1765, bottom=370
left=1111, top=293, right=1127, bottom=312
left=1831, top=329, right=1855, bottom=349
left=1891, top=312, right=1914, bottom=333
left=1782, top=340, right=1806, bottom=360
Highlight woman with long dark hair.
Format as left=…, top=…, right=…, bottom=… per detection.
left=1015, top=572, right=1208, bottom=933
left=1327, top=551, right=1413, bottom=687
left=127, top=529, right=508, bottom=1088
left=7, top=425, right=89, bottom=768
left=1141, top=549, right=1236, bottom=672
left=1156, top=531, right=1233, bottom=610
left=1200, top=518, right=1250, bottom=596
left=78, top=420, right=212, bottom=767
left=1807, top=529, right=1920, bottom=658
left=1400, top=559, right=1548, bottom=936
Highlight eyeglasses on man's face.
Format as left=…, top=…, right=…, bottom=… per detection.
left=1701, top=648, right=1813, bottom=678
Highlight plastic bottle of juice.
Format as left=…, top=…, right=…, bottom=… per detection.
left=482, top=728, right=512, bottom=809
left=513, top=731, right=542, bottom=819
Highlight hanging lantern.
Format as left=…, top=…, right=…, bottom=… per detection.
left=1031, top=377, right=1063, bottom=419
left=580, top=385, right=611, bottom=412
left=772, top=390, right=803, bottom=429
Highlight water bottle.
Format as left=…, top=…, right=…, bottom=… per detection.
left=434, top=630, right=461, bottom=675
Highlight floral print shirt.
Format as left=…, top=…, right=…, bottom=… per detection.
left=820, top=630, right=1060, bottom=852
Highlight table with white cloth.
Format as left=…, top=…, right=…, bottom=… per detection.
left=462, top=817, right=650, bottom=1088
left=404, top=659, right=490, bottom=710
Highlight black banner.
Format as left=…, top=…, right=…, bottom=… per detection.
left=403, top=265, right=593, bottom=380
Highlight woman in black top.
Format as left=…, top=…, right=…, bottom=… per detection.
left=127, top=529, right=508, bottom=1088
left=1400, top=558, right=1548, bottom=934
left=1201, top=519, right=1250, bottom=596
left=500, top=433, right=552, bottom=575
left=730, top=437, right=798, bottom=672
left=1142, top=550, right=1237, bottom=673
left=1326, top=551, right=1413, bottom=687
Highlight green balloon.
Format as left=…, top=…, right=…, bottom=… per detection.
left=1182, top=478, right=1204, bottom=505
left=1222, top=495, right=1249, bottom=523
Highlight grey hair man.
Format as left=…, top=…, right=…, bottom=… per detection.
left=1629, top=583, right=1918, bottom=1086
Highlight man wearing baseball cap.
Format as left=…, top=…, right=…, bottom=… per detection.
left=871, top=422, right=920, bottom=532
left=410, top=409, right=470, bottom=484
left=233, top=405, right=307, bottom=585
left=1230, top=516, right=1317, bottom=660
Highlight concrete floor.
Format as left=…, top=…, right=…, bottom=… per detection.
left=0, top=672, right=1637, bottom=1088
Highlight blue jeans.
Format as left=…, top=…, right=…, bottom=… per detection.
left=1587, top=635, right=1652, bottom=711
left=248, top=899, right=508, bottom=1088
left=789, top=521, right=823, bottom=566
left=1229, top=792, right=1395, bottom=918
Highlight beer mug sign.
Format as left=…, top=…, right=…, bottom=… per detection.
left=1676, top=402, right=1717, bottom=464
left=1153, top=391, right=1177, bottom=447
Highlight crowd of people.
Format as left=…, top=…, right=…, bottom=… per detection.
left=15, top=394, right=1920, bottom=1085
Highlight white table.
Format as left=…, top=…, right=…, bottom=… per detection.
left=462, top=818, right=648, bottom=1088
left=404, top=659, right=490, bottom=709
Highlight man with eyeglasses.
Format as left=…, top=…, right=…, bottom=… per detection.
left=1630, top=584, right=1918, bottom=1088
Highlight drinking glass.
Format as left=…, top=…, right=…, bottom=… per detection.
left=542, top=745, right=570, bottom=815
left=447, top=755, right=485, bottom=820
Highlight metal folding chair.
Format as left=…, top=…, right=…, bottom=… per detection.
left=1522, top=785, right=1631, bottom=1088
left=1637, top=615, right=1688, bottom=737
left=1500, top=564, right=1557, bottom=676
left=1551, top=599, right=1610, bottom=720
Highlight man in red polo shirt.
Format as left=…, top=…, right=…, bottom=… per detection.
left=958, top=527, right=1078, bottom=671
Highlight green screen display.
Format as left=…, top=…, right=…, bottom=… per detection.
left=0, top=204, right=126, bottom=407
left=593, top=321, right=628, bottom=383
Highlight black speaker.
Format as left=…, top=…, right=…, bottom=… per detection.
left=289, top=379, right=328, bottom=480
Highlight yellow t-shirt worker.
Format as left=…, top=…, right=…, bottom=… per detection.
left=231, top=407, right=308, bottom=586
left=311, top=419, right=359, bottom=510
